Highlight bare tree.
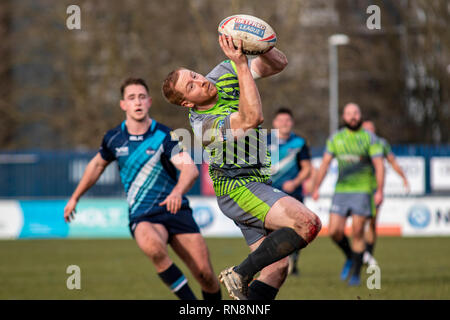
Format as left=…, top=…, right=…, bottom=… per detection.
left=0, top=0, right=448, bottom=150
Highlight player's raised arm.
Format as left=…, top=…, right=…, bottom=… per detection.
left=159, top=152, right=199, bottom=214
left=250, top=47, right=288, bottom=78
left=218, top=35, right=263, bottom=135
left=64, top=153, right=110, bottom=222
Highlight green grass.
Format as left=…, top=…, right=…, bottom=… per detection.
left=0, top=237, right=449, bottom=300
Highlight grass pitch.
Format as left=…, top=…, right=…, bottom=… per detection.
left=0, top=237, right=449, bottom=300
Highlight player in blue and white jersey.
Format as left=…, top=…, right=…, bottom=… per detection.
left=64, top=78, right=220, bottom=300
left=268, top=107, right=312, bottom=276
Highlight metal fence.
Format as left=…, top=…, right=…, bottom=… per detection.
left=0, top=144, right=449, bottom=198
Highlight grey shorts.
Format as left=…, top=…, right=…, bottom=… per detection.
left=217, top=181, right=288, bottom=245
left=330, top=193, right=376, bottom=218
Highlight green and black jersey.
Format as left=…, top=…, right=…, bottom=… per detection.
left=326, top=128, right=383, bottom=194
left=189, top=60, right=271, bottom=196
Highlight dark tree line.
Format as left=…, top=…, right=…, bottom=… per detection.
left=0, top=0, right=448, bottom=150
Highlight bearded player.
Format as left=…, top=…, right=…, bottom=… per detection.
left=162, top=35, right=321, bottom=300
left=312, top=103, right=385, bottom=286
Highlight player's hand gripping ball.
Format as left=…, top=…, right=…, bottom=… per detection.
left=218, top=14, right=277, bottom=55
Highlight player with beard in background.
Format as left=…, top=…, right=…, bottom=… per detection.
left=312, top=103, right=385, bottom=286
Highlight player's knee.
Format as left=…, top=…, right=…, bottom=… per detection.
left=145, top=244, right=167, bottom=264
left=330, top=228, right=344, bottom=242
left=310, top=214, right=322, bottom=236
left=352, top=227, right=365, bottom=240
left=296, top=213, right=322, bottom=243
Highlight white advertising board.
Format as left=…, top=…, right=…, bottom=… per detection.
left=0, top=196, right=449, bottom=238
left=304, top=196, right=450, bottom=236
left=431, top=157, right=450, bottom=191
left=384, top=157, right=425, bottom=195
left=188, top=197, right=242, bottom=238
left=0, top=201, right=23, bottom=239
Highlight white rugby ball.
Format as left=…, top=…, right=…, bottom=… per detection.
left=218, top=14, right=277, bottom=55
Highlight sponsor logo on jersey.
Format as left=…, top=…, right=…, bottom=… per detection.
left=129, top=135, right=144, bottom=141
left=337, top=154, right=361, bottom=163
left=115, top=146, right=129, bottom=157
left=146, top=148, right=156, bottom=156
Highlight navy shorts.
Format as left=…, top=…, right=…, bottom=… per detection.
left=129, top=206, right=200, bottom=241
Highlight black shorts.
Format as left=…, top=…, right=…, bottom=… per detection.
left=129, top=206, right=200, bottom=241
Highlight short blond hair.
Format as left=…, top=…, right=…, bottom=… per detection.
left=162, top=68, right=186, bottom=106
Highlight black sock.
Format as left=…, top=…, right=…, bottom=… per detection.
left=158, top=263, right=197, bottom=300
left=350, top=251, right=364, bottom=277
left=234, top=227, right=307, bottom=281
left=365, top=242, right=375, bottom=255
left=290, top=249, right=300, bottom=273
left=247, top=280, right=279, bottom=300
left=291, top=249, right=300, bottom=265
left=202, top=289, right=222, bottom=301
left=334, top=236, right=352, bottom=260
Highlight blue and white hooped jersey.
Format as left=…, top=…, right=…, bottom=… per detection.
left=267, top=132, right=311, bottom=200
left=99, top=120, right=188, bottom=219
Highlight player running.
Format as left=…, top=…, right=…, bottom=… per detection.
left=64, top=78, right=221, bottom=300
left=162, top=35, right=321, bottom=300
left=312, top=103, right=385, bottom=286
left=268, top=107, right=312, bottom=276
left=362, top=120, right=410, bottom=266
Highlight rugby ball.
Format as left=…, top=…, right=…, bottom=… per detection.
left=218, top=14, right=277, bottom=55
